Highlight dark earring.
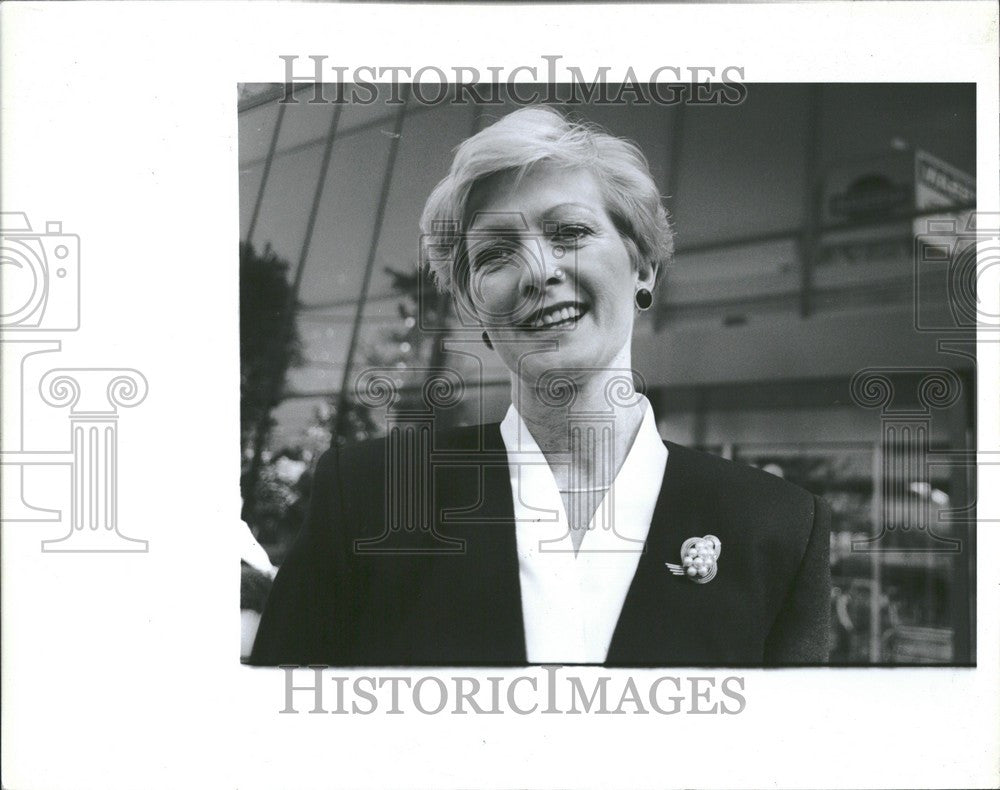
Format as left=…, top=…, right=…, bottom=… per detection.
left=482, top=330, right=493, bottom=350
left=635, top=287, right=653, bottom=311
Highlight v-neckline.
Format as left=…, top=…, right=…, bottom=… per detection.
left=505, top=401, right=657, bottom=555
left=451, top=424, right=688, bottom=666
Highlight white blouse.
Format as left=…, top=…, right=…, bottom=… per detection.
left=499, top=397, right=668, bottom=664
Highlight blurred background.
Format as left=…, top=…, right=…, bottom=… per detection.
left=238, top=82, right=977, bottom=665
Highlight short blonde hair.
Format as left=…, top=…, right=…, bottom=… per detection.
left=420, top=105, right=675, bottom=297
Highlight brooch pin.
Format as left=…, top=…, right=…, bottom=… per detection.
left=665, top=535, right=721, bottom=584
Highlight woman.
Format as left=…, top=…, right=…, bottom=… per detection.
left=250, top=106, right=831, bottom=667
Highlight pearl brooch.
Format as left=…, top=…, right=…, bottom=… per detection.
left=666, top=535, right=722, bottom=584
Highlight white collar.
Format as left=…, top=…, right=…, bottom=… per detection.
left=499, top=395, right=667, bottom=546
left=499, top=395, right=668, bottom=663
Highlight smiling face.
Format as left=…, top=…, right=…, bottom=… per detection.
left=460, top=164, right=655, bottom=386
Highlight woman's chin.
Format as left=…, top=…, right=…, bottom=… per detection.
left=512, top=347, right=605, bottom=387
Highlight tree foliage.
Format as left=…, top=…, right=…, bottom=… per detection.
left=239, top=242, right=302, bottom=461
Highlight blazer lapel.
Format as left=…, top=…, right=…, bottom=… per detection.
left=605, top=441, right=713, bottom=666
left=425, top=423, right=526, bottom=665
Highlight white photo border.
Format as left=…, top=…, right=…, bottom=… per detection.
left=1, top=2, right=997, bottom=789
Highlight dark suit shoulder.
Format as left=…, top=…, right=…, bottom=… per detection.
left=663, top=441, right=816, bottom=518
left=310, top=423, right=506, bottom=542
left=660, top=441, right=831, bottom=664
left=660, top=440, right=823, bottom=588
left=315, top=422, right=506, bottom=475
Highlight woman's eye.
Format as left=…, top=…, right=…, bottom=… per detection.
left=474, top=243, right=517, bottom=269
left=552, top=224, right=592, bottom=243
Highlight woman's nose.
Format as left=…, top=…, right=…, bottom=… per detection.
left=518, top=243, right=567, bottom=297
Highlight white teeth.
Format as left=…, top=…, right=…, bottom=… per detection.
left=530, top=305, right=582, bottom=329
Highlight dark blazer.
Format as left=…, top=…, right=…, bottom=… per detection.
left=249, top=422, right=831, bottom=667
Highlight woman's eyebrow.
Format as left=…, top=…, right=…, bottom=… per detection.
left=467, top=212, right=530, bottom=233
left=468, top=220, right=521, bottom=233
left=542, top=202, right=601, bottom=217
left=467, top=204, right=600, bottom=233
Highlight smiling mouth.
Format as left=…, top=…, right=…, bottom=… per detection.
left=520, top=302, right=587, bottom=330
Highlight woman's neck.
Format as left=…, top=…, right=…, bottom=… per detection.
left=510, top=368, right=647, bottom=489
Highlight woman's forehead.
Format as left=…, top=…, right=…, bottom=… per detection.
left=465, top=165, right=608, bottom=229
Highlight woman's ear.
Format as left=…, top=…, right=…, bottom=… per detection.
left=637, top=259, right=659, bottom=291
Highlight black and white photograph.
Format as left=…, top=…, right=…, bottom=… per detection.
left=238, top=82, right=977, bottom=668
left=2, top=3, right=998, bottom=789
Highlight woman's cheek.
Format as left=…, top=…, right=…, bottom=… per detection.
left=487, top=275, right=528, bottom=321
